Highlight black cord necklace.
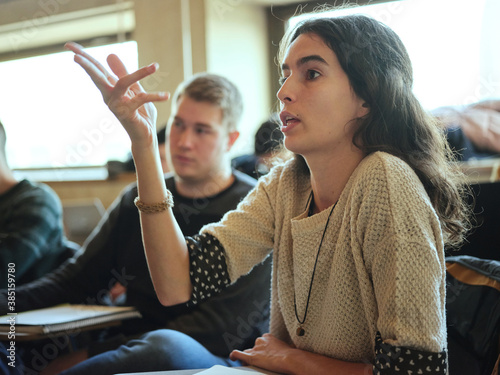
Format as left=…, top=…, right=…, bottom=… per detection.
left=294, top=191, right=337, bottom=337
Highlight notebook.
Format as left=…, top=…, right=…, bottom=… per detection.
left=0, top=304, right=141, bottom=339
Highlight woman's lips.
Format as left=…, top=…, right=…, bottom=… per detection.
left=280, top=111, right=300, bottom=133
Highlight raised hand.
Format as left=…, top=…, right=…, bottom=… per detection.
left=64, top=42, right=170, bottom=148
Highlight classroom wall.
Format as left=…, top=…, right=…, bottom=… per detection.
left=205, top=0, right=273, bottom=156
left=132, top=0, right=208, bottom=128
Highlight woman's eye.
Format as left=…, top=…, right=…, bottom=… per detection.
left=279, top=76, right=288, bottom=85
left=306, top=70, right=320, bottom=80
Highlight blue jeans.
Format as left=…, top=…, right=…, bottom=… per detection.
left=60, top=329, right=242, bottom=375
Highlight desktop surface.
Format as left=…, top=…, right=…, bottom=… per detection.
left=116, top=365, right=280, bottom=375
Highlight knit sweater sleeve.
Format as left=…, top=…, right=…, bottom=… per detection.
left=201, top=166, right=278, bottom=283
left=352, top=153, right=447, bottom=355
left=182, top=169, right=278, bottom=304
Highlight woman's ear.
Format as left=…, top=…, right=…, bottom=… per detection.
left=360, top=102, right=370, bottom=117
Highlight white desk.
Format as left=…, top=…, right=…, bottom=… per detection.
left=116, top=366, right=280, bottom=374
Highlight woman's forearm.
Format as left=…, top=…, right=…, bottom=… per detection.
left=230, top=334, right=373, bottom=375
left=64, top=42, right=187, bottom=305
left=132, top=143, right=193, bottom=306
left=283, top=348, right=373, bottom=375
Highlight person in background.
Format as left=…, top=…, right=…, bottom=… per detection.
left=0, top=74, right=271, bottom=375
left=231, top=114, right=285, bottom=179
left=65, top=12, right=472, bottom=374
left=432, top=100, right=500, bottom=161
left=0, top=120, right=77, bottom=289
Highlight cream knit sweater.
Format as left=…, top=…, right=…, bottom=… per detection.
left=202, top=151, right=447, bottom=363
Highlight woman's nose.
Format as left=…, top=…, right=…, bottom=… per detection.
left=277, top=78, right=294, bottom=103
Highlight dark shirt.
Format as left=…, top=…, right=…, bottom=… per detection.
left=0, top=171, right=271, bottom=356
left=0, top=179, right=69, bottom=288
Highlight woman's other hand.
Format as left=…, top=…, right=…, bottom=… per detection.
left=230, top=333, right=295, bottom=374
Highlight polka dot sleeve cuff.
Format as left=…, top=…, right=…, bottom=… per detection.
left=373, top=332, right=448, bottom=374
left=186, top=233, right=231, bottom=305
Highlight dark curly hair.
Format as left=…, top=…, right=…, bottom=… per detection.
left=278, top=14, right=471, bottom=248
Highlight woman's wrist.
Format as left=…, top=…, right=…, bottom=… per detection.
left=280, top=348, right=373, bottom=375
left=131, top=141, right=168, bottom=201
left=131, top=137, right=158, bottom=158
left=131, top=141, right=162, bottom=172
left=276, top=347, right=303, bottom=374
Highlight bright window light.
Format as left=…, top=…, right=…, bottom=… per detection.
left=289, top=0, right=500, bottom=110
left=1, top=41, right=138, bottom=170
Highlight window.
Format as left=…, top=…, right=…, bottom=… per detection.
left=1, top=41, right=138, bottom=173
left=289, top=0, right=500, bottom=110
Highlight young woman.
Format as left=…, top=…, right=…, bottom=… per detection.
left=66, top=13, right=470, bottom=375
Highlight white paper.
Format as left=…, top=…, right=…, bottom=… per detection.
left=196, top=365, right=263, bottom=374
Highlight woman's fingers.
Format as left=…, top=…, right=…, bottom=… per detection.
left=65, top=42, right=116, bottom=85
left=65, top=40, right=170, bottom=140
left=107, top=53, right=129, bottom=77
left=107, top=54, right=159, bottom=98
left=112, top=62, right=160, bottom=99
left=66, top=41, right=167, bottom=104
left=72, top=53, right=114, bottom=100
left=229, top=349, right=250, bottom=363
left=109, top=91, right=169, bottom=122
left=130, top=91, right=170, bottom=106
left=66, top=42, right=118, bottom=102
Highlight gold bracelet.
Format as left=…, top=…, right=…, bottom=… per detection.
left=134, top=190, right=174, bottom=214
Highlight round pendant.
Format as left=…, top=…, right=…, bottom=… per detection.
left=296, top=326, right=305, bottom=336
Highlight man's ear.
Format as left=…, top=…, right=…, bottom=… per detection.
left=226, top=131, right=240, bottom=151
